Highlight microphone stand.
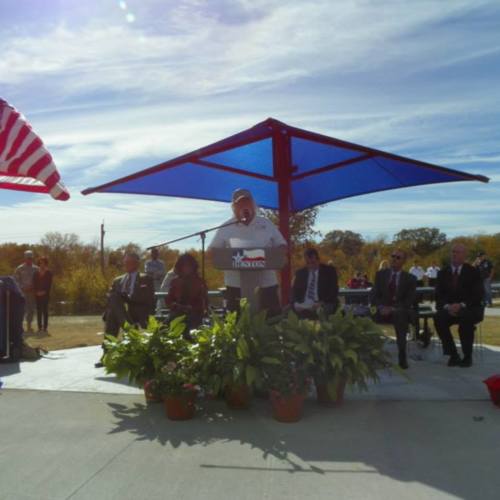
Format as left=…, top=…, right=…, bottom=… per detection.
left=147, top=219, right=244, bottom=282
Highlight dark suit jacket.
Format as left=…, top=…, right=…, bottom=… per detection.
left=371, top=269, right=416, bottom=310
left=435, top=263, right=484, bottom=321
left=110, top=272, right=155, bottom=325
left=292, top=264, right=339, bottom=309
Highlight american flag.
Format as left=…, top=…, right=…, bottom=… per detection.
left=0, top=98, right=70, bottom=200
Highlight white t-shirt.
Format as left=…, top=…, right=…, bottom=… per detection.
left=208, top=215, right=286, bottom=288
left=426, top=266, right=440, bottom=279
left=409, top=266, right=425, bottom=281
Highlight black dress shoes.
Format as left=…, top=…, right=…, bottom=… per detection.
left=460, top=357, right=472, bottom=368
left=447, top=355, right=462, bottom=367
left=94, top=361, right=104, bottom=368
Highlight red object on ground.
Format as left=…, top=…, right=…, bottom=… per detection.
left=164, top=392, right=197, bottom=420
left=143, top=380, right=162, bottom=403
left=483, top=375, right=500, bottom=407
left=270, top=391, right=305, bottom=422
left=225, top=384, right=252, bottom=409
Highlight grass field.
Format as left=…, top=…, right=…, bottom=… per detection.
left=23, top=312, right=500, bottom=352
left=24, top=315, right=104, bottom=351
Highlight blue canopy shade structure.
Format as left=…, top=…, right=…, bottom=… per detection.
left=82, top=117, right=489, bottom=301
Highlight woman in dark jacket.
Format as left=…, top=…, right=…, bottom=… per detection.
left=33, top=257, right=53, bottom=333
left=165, top=253, right=208, bottom=337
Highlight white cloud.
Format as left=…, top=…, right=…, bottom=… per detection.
left=0, top=192, right=230, bottom=248
left=1, top=0, right=499, bottom=247
left=1, top=0, right=497, bottom=98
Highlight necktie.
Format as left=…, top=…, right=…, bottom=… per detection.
left=388, top=272, right=397, bottom=304
left=307, top=270, right=317, bottom=301
left=123, top=273, right=132, bottom=296
left=452, top=267, right=459, bottom=289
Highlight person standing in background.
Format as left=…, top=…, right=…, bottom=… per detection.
left=476, top=252, right=494, bottom=307
left=426, top=263, right=440, bottom=287
left=33, top=257, right=53, bottom=334
left=14, top=250, right=39, bottom=333
left=145, top=247, right=166, bottom=312
left=145, top=248, right=166, bottom=292
left=409, top=261, right=425, bottom=287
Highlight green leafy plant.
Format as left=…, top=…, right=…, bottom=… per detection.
left=194, top=300, right=272, bottom=396
left=259, top=312, right=312, bottom=397
left=315, top=310, right=394, bottom=399
left=102, top=315, right=188, bottom=387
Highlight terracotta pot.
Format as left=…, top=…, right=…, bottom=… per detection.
left=164, top=392, right=197, bottom=420
left=270, top=391, right=305, bottom=423
left=484, top=375, right=500, bottom=407
left=143, top=380, right=162, bottom=403
left=225, top=384, right=252, bottom=409
left=315, top=378, right=347, bottom=407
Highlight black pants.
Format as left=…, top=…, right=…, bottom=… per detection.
left=225, top=285, right=281, bottom=318
left=104, top=291, right=148, bottom=336
left=375, top=308, right=413, bottom=356
left=36, top=295, right=49, bottom=330
left=434, top=309, right=479, bottom=359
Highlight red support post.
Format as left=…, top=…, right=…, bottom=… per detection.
left=273, top=127, right=292, bottom=305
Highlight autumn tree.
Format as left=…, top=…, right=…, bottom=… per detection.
left=321, top=229, right=364, bottom=255
left=393, top=227, right=447, bottom=256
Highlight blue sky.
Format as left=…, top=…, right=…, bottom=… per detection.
left=1, top=0, right=499, bottom=249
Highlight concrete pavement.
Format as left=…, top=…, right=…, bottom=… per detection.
left=1, top=390, right=499, bottom=500
left=1, top=341, right=500, bottom=499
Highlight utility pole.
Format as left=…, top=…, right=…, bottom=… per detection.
left=100, top=221, right=105, bottom=274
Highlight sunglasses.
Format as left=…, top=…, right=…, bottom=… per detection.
left=391, top=254, right=403, bottom=260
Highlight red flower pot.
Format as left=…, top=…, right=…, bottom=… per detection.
left=270, top=391, right=305, bottom=423
left=225, top=384, right=252, bottom=409
left=143, top=380, right=162, bottom=403
left=315, top=378, right=347, bottom=407
left=483, top=375, right=500, bottom=407
left=164, top=392, right=197, bottom=420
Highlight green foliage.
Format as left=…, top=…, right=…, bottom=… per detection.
left=263, top=207, right=321, bottom=245
left=194, top=300, right=272, bottom=395
left=393, top=227, right=447, bottom=256
left=102, top=319, right=158, bottom=386
left=315, top=310, right=394, bottom=398
left=322, top=230, right=365, bottom=255
left=259, top=311, right=313, bottom=397
left=102, top=315, right=190, bottom=388
left=268, top=309, right=394, bottom=400
left=60, top=267, right=109, bottom=314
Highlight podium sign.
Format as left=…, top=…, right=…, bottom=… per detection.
left=212, top=247, right=287, bottom=311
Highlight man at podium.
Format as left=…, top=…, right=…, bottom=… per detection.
left=208, top=188, right=286, bottom=316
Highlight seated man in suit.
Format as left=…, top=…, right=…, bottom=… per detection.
left=95, top=252, right=155, bottom=367
left=371, top=248, right=416, bottom=369
left=434, top=243, right=484, bottom=367
left=292, top=248, right=339, bottom=319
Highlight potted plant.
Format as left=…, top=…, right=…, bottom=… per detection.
left=313, top=310, right=394, bottom=405
left=102, top=316, right=188, bottom=402
left=195, top=300, right=269, bottom=409
left=153, top=358, right=199, bottom=420
left=260, top=319, right=310, bottom=423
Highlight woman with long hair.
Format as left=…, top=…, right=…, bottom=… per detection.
left=165, top=253, right=208, bottom=337
left=33, top=257, right=53, bottom=334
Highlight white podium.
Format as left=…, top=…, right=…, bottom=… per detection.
left=212, top=247, right=287, bottom=312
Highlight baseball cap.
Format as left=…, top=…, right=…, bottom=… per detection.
left=232, top=188, right=253, bottom=204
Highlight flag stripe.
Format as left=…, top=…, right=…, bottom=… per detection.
left=0, top=99, right=70, bottom=200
